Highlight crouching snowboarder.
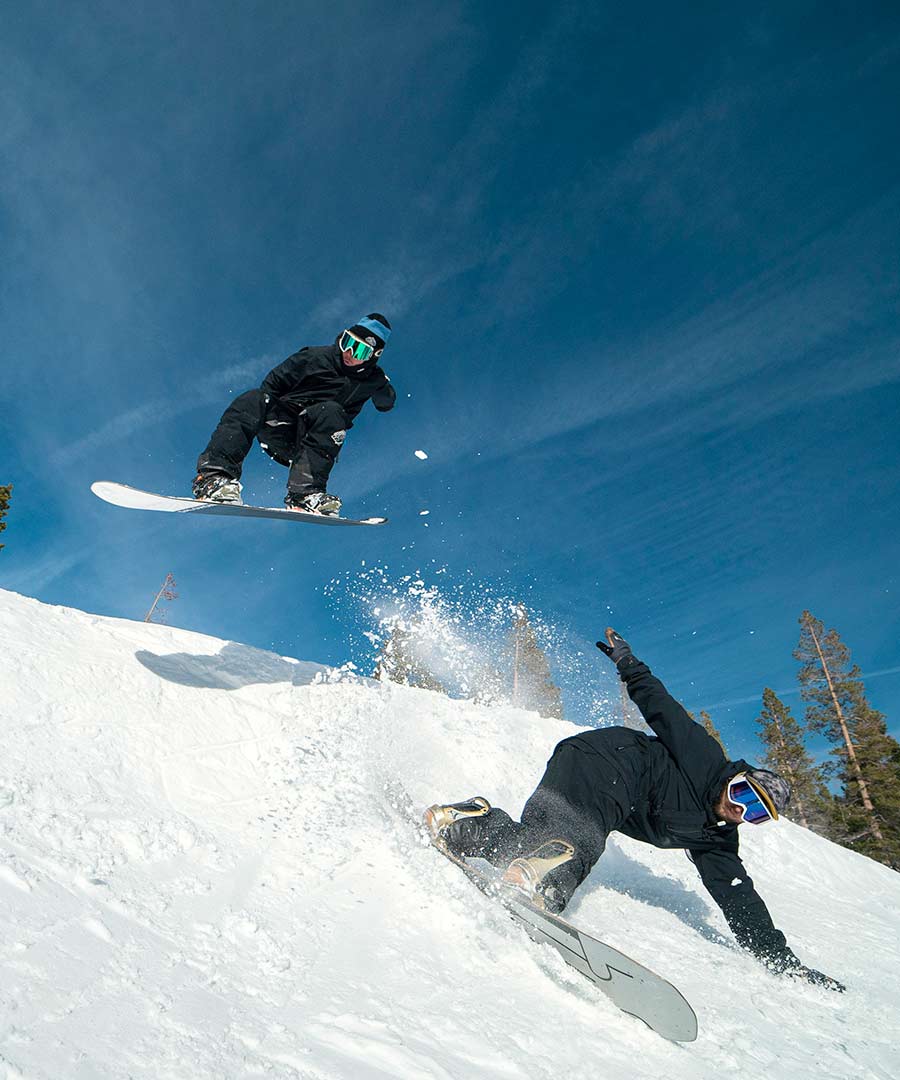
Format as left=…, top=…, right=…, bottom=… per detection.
left=193, top=313, right=395, bottom=516
left=426, top=627, right=845, bottom=991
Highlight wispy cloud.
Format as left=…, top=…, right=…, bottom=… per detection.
left=345, top=176, right=900, bottom=501
left=1, top=549, right=86, bottom=593
left=333, top=25, right=900, bottom=491
left=51, top=357, right=273, bottom=464
left=703, top=664, right=900, bottom=712
left=304, top=4, right=586, bottom=330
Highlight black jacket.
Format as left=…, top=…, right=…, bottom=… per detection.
left=607, top=662, right=797, bottom=968
left=262, top=344, right=396, bottom=423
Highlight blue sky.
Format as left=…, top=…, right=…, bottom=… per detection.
left=3, top=1, right=899, bottom=764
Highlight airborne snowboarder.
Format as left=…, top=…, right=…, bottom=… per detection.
left=426, top=627, right=845, bottom=991
left=193, top=313, right=395, bottom=516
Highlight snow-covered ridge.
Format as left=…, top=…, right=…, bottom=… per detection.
left=0, top=588, right=896, bottom=1079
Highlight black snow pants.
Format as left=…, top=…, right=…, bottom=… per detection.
left=456, top=728, right=647, bottom=909
left=197, top=389, right=348, bottom=495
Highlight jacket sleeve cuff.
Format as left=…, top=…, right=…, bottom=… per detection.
left=618, top=658, right=649, bottom=682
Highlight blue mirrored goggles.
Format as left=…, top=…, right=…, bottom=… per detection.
left=339, top=329, right=383, bottom=362
left=727, top=775, right=777, bottom=824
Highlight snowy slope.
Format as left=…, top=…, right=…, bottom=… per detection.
left=0, top=588, right=897, bottom=1080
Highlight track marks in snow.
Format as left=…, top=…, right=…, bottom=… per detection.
left=0, top=858, right=33, bottom=894
left=2, top=590, right=900, bottom=1080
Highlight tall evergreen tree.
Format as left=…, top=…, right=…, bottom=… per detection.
left=795, top=611, right=900, bottom=868
left=508, top=606, right=563, bottom=720
left=833, top=698, right=900, bottom=865
left=755, top=687, right=832, bottom=833
left=0, top=484, right=11, bottom=552
left=374, top=625, right=447, bottom=693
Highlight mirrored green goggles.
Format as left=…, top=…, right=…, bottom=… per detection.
left=339, top=329, right=382, bottom=362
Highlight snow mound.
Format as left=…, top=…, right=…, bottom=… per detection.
left=0, top=589, right=897, bottom=1079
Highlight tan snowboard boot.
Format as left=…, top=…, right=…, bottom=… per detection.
left=502, top=839, right=577, bottom=912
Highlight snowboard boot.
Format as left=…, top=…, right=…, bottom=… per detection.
left=424, top=796, right=492, bottom=850
left=501, top=839, right=577, bottom=914
left=285, top=490, right=342, bottom=516
left=192, top=472, right=243, bottom=504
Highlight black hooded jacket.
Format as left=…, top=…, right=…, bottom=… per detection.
left=261, top=343, right=396, bottom=422
left=574, top=661, right=799, bottom=968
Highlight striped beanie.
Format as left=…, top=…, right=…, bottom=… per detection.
left=349, top=313, right=392, bottom=351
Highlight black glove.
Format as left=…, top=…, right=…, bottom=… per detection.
left=596, top=628, right=637, bottom=670
left=789, top=964, right=846, bottom=993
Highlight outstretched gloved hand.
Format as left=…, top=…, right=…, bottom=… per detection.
left=595, top=628, right=638, bottom=670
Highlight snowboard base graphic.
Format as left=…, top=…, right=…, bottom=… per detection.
left=433, top=840, right=698, bottom=1042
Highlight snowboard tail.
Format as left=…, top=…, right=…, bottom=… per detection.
left=91, top=482, right=387, bottom=527
left=433, top=841, right=698, bottom=1043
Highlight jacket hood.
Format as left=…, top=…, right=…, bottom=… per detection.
left=705, top=758, right=754, bottom=812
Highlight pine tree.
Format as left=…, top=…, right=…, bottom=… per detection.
left=0, top=484, right=12, bottom=552
left=508, top=605, right=563, bottom=720
left=374, top=625, right=446, bottom=693
left=795, top=611, right=900, bottom=868
left=833, top=699, right=900, bottom=865
left=755, top=687, right=832, bottom=833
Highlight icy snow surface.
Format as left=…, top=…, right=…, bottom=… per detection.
left=0, top=588, right=897, bottom=1079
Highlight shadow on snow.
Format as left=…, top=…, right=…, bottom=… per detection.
left=578, top=840, right=731, bottom=947
left=134, top=642, right=328, bottom=690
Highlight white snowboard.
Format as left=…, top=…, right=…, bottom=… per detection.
left=91, top=482, right=387, bottom=527
left=434, top=839, right=699, bottom=1042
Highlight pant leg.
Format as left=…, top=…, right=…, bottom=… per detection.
left=287, top=401, right=349, bottom=495
left=514, top=732, right=646, bottom=906
left=197, top=389, right=268, bottom=479
left=444, top=808, right=527, bottom=865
